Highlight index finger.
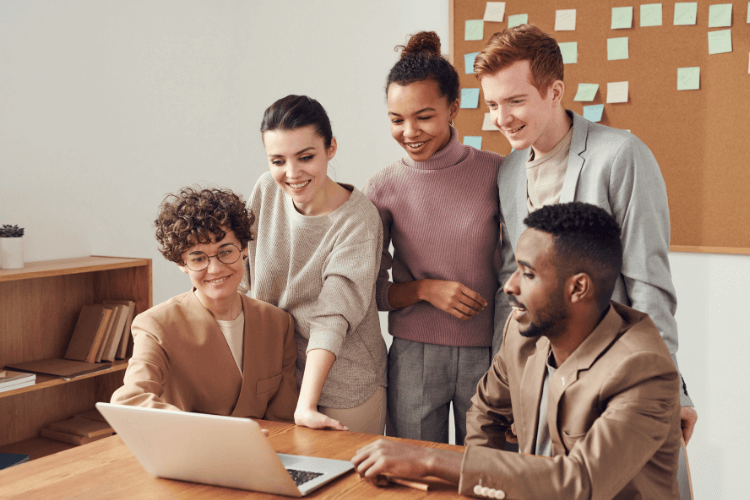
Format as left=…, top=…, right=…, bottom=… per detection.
left=459, top=287, right=487, bottom=308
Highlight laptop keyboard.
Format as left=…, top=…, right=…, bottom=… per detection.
left=287, top=469, right=324, bottom=486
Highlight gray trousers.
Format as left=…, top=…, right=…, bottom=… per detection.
left=387, top=337, right=491, bottom=445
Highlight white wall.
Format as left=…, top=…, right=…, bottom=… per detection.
left=1, top=1, right=747, bottom=497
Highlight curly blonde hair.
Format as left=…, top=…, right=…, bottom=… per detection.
left=155, top=186, right=254, bottom=264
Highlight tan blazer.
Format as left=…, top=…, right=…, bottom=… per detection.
left=111, top=290, right=298, bottom=422
left=461, top=302, right=681, bottom=499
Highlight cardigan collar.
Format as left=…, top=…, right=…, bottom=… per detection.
left=401, top=126, right=470, bottom=171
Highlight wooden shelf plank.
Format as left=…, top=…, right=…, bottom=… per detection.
left=0, top=360, right=129, bottom=400
left=0, top=437, right=76, bottom=461
left=0, top=256, right=150, bottom=283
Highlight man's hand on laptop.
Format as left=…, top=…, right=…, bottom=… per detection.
left=352, top=438, right=462, bottom=484
left=295, top=407, right=348, bottom=431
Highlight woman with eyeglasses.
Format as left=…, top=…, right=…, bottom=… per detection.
left=244, top=95, right=387, bottom=434
left=111, top=187, right=298, bottom=422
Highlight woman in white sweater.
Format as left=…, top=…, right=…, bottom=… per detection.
left=244, top=95, right=387, bottom=434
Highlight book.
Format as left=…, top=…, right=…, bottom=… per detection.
left=76, top=408, right=107, bottom=423
left=6, top=358, right=111, bottom=378
left=94, top=305, right=118, bottom=363
left=0, top=453, right=30, bottom=470
left=0, top=369, right=36, bottom=385
left=103, top=300, right=136, bottom=359
left=64, top=305, right=107, bottom=362
left=40, top=428, right=113, bottom=446
left=101, top=304, right=127, bottom=362
left=0, top=377, right=36, bottom=394
left=49, top=416, right=113, bottom=438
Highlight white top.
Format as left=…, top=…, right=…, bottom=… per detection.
left=526, top=126, right=574, bottom=211
left=216, top=311, right=244, bottom=374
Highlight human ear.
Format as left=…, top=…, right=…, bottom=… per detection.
left=550, top=80, right=565, bottom=105
left=179, top=264, right=189, bottom=275
left=448, top=98, right=460, bottom=122
left=327, top=137, right=338, bottom=161
left=568, top=272, right=591, bottom=304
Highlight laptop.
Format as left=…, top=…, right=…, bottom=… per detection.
left=95, top=402, right=353, bottom=497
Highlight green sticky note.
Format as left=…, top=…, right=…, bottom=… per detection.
left=708, top=4, right=732, bottom=28
left=747, top=2, right=750, bottom=23
left=640, top=4, right=662, bottom=27
left=607, top=37, right=629, bottom=60
left=465, top=20, right=484, bottom=41
left=574, top=83, right=599, bottom=102
left=677, top=67, right=700, bottom=90
left=464, top=136, right=483, bottom=150
left=559, top=42, right=578, bottom=64
left=464, top=52, right=480, bottom=74
left=611, top=6, right=633, bottom=29
left=708, top=29, right=732, bottom=55
left=583, top=104, right=604, bottom=123
left=508, top=14, right=528, bottom=28
left=460, top=89, right=480, bottom=109
left=674, top=3, right=698, bottom=25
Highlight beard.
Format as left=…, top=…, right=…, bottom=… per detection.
left=517, top=291, right=568, bottom=339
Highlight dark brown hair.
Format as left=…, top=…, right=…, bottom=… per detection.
left=474, top=25, right=564, bottom=97
left=385, top=31, right=460, bottom=103
left=260, top=95, right=333, bottom=148
left=155, top=187, right=254, bottom=264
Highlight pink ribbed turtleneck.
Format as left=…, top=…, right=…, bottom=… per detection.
left=364, top=127, right=504, bottom=347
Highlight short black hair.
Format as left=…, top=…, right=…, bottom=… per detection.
left=524, top=202, right=623, bottom=311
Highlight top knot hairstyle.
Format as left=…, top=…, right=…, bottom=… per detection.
left=155, top=187, right=255, bottom=265
left=386, top=31, right=460, bottom=103
left=524, top=202, right=623, bottom=311
left=260, top=95, right=333, bottom=148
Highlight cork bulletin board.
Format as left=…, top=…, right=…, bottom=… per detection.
left=449, top=0, right=750, bottom=253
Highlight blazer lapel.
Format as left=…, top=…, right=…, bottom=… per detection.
left=518, top=336, right=550, bottom=454
left=559, top=111, right=588, bottom=203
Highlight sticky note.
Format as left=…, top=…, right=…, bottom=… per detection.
left=464, top=136, right=483, bottom=149
left=708, top=29, right=732, bottom=54
left=465, top=20, right=484, bottom=41
left=464, top=52, right=480, bottom=74
left=708, top=4, right=732, bottom=28
left=607, top=37, right=629, bottom=60
left=640, top=4, right=662, bottom=27
left=484, top=2, right=506, bottom=22
left=508, top=14, right=528, bottom=28
left=677, top=67, right=700, bottom=90
left=482, top=113, right=499, bottom=131
left=574, top=83, right=599, bottom=102
left=559, top=42, right=578, bottom=64
left=583, top=105, right=604, bottom=123
left=460, top=89, right=481, bottom=109
left=611, top=7, right=634, bottom=29
left=606, top=81, right=629, bottom=103
left=673, top=3, right=698, bottom=25
left=747, top=3, right=750, bottom=23
left=555, top=9, right=577, bottom=31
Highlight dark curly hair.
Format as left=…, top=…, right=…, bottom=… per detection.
left=524, top=202, right=622, bottom=311
left=260, top=95, right=333, bottom=148
left=155, top=187, right=255, bottom=265
left=385, top=31, right=460, bottom=103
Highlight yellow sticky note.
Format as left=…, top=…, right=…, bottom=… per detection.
left=606, top=81, right=629, bottom=103
left=484, top=2, right=506, bottom=22
left=555, top=9, right=576, bottom=31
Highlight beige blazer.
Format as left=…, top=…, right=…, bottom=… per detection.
left=111, top=290, right=298, bottom=422
left=461, top=302, right=681, bottom=499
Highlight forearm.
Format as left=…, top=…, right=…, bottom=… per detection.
left=297, top=348, right=336, bottom=411
left=426, top=449, right=463, bottom=484
left=386, top=280, right=427, bottom=310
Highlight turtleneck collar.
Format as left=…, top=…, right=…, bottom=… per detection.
left=401, top=126, right=470, bottom=171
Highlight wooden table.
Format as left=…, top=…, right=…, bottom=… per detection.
left=0, top=420, right=466, bottom=499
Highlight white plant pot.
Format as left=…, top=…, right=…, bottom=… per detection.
left=0, top=237, right=24, bottom=269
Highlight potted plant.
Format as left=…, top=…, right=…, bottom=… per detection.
left=0, top=224, right=25, bottom=269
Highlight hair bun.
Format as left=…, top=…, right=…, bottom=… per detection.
left=399, top=31, right=441, bottom=59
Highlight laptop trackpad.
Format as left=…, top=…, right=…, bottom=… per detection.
left=278, top=454, right=304, bottom=467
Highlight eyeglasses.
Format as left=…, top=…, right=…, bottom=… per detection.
left=184, top=244, right=241, bottom=271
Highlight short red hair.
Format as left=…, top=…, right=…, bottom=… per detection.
left=474, top=25, right=564, bottom=97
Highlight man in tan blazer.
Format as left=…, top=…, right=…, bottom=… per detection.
left=352, top=202, right=681, bottom=499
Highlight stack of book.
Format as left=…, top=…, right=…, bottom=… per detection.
left=0, top=370, right=36, bottom=394
left=41, top=409, right=115, bottom=446
left=0, top=453, right=30, bottom=470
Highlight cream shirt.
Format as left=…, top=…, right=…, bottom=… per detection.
left=526, top=126, right=574, bottom=212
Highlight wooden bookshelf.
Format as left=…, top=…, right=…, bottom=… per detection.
left=0, top=256, right=151, bottom=458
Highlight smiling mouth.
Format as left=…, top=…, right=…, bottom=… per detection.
left=205, top=276, right=230, bottom=284
left=288, top=180, right=311, bottom=189
left=505, top=125, right=525, bottom=134
left=406, top=141, right=426, bottom=149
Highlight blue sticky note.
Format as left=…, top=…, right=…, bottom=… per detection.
left=640, top=4, right=662, bottom=27
left=611, top=6, right=633, bottom=29
left=464, top=52, right=480, bottom=74
left=708, top=4, right=732, bottom=28
left=583, top=104, right=604, bottom=123
left=508, top=14, right=529, bottom=28
left=673, top=3, right=698, bottom=26
left=708, top=29, right=732, bottom=54
left=464, top=136, right=483, bottom=150
left=677, top=67, right=700, bottom=90
left=559, top=42, right=578, bottom=64
left=607, top=37, right=629, bottom=60
left=465, top=20, right=484, bottom=41
left=460, top=89, right=481, bottom=108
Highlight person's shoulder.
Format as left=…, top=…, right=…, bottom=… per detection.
left=466, top=147, right=505, bottom=167
left=608, top=302, right=675, bottom=363
left=363, top=160, right=409, bottom=199
left=241, top=294, right=291, bottom=325
left=573, top=112, right=649, bottom=154
left=335, top=186, right=382, bottom=241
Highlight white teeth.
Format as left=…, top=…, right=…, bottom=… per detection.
left=289, top=180, right=310, bottom=189
left=407, top=142, right=425, bottom=149
left=206, top=276, right=229, bottom=284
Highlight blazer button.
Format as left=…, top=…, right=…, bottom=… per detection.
left=481, top=486, right=491, bottom=496
left=493, top=489, right=506, bottom=499
left=474, top=485, right=482, bottom=496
